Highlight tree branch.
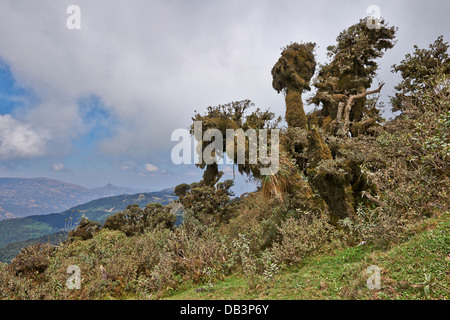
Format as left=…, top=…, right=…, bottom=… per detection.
left=342, top=83, right=385, bottom=134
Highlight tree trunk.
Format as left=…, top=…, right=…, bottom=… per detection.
left=285, top=89, right=307, bottom=129
left=342, top=84, right=385, bottom=135
left=336, top=101, right=345, bottom=123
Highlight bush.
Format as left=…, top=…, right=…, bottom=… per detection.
left=67, top=217, right=101, bottom=243
left=177, top=180, right=237, bottom=227
left=9, top=243, right=56, bottom=278
left=103, top=203, right=176, bottom=236
left=163, top=215, right=228, bottom=283
left=338, top=205, right=408, bottom=249
left=271, top=212, right=335, bottom=265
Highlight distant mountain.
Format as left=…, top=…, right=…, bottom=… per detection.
left=0, top=177, right=134, bottom=219
left=0, top=188, right=178, bottom=250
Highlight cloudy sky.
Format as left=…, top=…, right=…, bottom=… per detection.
left=0, top=0, right=448, bottom=193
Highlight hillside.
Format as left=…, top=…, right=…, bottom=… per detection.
left=0, top=22, right=448, bottom=302
left=0, top=177, right=134, bottom=219
left=166, top=214, right=450, bottom=300
left=0, top=188, right=178, bottom=257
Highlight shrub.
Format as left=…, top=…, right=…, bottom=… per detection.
left=103, top=203, right=176, bottom=236
left=271, top=212, right=334, bottom=265
left=338, top=205, right=408, bottom=249
left=67, top=217, right=101, bottom=243
left=9, top=243, right=56, bottom=278
left=177, top=180, right=237, bottom=227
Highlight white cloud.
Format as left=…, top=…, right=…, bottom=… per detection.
left=0, top=114, right=48, bottom=160
left=144, top=163, right=159, bottom=173
left=51, top=162, right=65, bottom=171
left=0, top=0, right=281, bottom=161
left=0, top=0, right=448, bottom=169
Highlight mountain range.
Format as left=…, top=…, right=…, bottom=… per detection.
left=0, top=187, right=178, bottom=262
left=0, top=177, right=135, bottom=219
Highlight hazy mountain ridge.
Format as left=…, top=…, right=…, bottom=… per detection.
left=0, top=177, right=135, bottom=219
left=0, top=188, right=177, bottom=248
left=0, top=188, right=178, bottom=262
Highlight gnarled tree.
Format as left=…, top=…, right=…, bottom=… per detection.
left=272, top=42, right=316, bottom=128
left=190, top=100, right=280, bottom=186
left=311, top=18, right=396, bottom=136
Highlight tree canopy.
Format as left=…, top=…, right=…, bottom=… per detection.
left=391, top=35, right=450, bottom=112
left=272, top=42, right=316, bottom=128
left=310, top=18, right=397, bottom=135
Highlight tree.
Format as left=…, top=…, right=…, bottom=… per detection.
left=190, top=100, right=280, bottom=185
left=187, top=18, right=398, bottom=224
left=174, top=183, right=191, bottom=197
left=311, top=18, right=396, bottom=136
left=339, top=83, right=385, bottom=134
left=391, top=35, right=450, bottom=112
left=272, top=42, right=316, bottom=128
left=278, top=18, right=397, bottom=223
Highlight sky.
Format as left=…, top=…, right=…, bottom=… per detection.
left=0, top=0, right=449, bottom=193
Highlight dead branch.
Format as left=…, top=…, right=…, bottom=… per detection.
left=342, top=83, right=385, bottom=134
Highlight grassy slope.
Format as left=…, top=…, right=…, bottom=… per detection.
left=166, top=213, right=449, bottom=300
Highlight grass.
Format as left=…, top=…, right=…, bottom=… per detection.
left=165, top=213, right=449, bottom=300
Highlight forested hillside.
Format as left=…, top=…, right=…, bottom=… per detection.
left=0, top=189, right=177, bottom=262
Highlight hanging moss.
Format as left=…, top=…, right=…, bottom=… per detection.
left=307, top=159, right=355, bottom=225
left=306, top=110, right=320, bottom=128
left=202, top=163, right=220, bottom=187
left=349, top=98, right=366, bottom=124
left=299, top=128, right=354, bottom=224
left=306, top=127, right=333, bottom=167
left=321, top=116, right=338, bottom=134
left=284, top=127, right=309, bottom=170
left=288, top=172, right=328, bottom=214
left=344, top=159, right=379, bottom=208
